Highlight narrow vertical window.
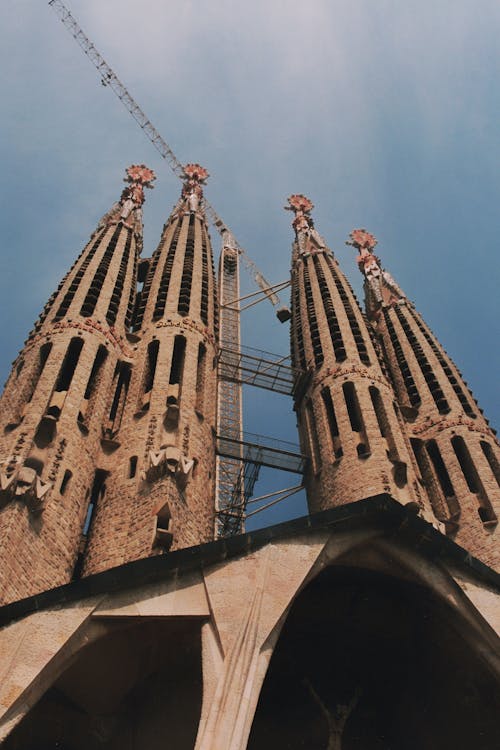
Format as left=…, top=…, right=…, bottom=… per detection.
left=178, top=214, right=195, bottom=316
left=129, top=456, right=137, bottom=478
left=78, top=345, right=108, bottom=429
left=60, top=470, right=72, bottom=495
left=55, top=338, right=84, bottom=393
left=72, top=469, right=108, bottom=580
left=106, top=232, right=133, bottom=326
left=411, top=438, right=453, bottom=520
left=169, top=336, right=186, bottom=385
left=144, top=340, right=160, bottom=394
left=80, top=225, right=122, bottom=318
left=26, top=342, right=52, bottom=404
left=383, top=308, right=421, bottom=409
left=451, top=436, right=496, bottom=523
left=302, top=259, right=324, bottom=368
left=195, top=343, right=206, bottom=414
left=314, top=256, right=346, bottom=362
left=369, top=386, right=398, bottom=460
left=426, top=440, right=457, bottom=507
left=321, top=387, right=342, bottom=458
left=305, top=400, right=321, bottom=473
left=54, top=230, right=105, bottom=321
left=154, top=501, right=174, bottom=551
left=342, top=382, right=370, bottom=457
left=108, top=362, right=131, bottom=434
left=153, top=221, right=182, bottom=321
left=480, top=441, right=500, bottom=488
left=395, top=306, right=450, bottom=414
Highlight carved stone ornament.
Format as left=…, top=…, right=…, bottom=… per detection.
left=286, top=194, right=314, bottom=214
left=145, top=446, right=194, bottom=488
left=0, top=460, right=52, bottom=513
left=347, top=228, right=378, bottom=252
left=125, top=164, right=156, bottom=187
left=180, top=163, right=209, bottom=212
left=182, top=163, right=209, bottom=183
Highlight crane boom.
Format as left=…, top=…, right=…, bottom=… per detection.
left=48, top=0, right=290, bottom=317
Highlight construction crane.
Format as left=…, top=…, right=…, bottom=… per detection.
left=48, top=0, right=290, bottom=322
left=48, top=0, right=292, bottom=535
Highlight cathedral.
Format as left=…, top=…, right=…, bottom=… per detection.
left=0, top=163, right=498, bottom=749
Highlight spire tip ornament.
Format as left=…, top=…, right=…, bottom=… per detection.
left=181, top=163, right=209, bottom=213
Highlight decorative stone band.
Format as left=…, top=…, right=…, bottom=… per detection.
left=411, top=414, right=496, bottom=439
left=23, top=319, right=135, bottom=358
left=309, top=363, right=390, bottom=393
left=155, top=318, right=217, bottom=346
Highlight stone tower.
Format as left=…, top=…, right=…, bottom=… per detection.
left=287, top=196, right=431, bottom=517
left=349, top=228, right=500, bottom=567
left=0, top=165, right=154, bottom=604
left=83, top=164, right=218, bottom=575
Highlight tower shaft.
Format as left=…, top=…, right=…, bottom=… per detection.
left=83, top=165, right=219, bottom=574
left=350, top=229, right=500, bottom=567
left=287, top=197, right=427, bottom=516
left=0, top=166, right=153, bottom=603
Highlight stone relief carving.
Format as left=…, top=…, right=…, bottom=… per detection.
left=0, top=459, right=52, bottom=513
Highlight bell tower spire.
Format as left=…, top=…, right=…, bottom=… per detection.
left=83, top=164, right=219, bottom=574
left=287, top=197, right=428, bottom=517
left=0, top=165, right=154, bottom=604
left=349, top=229, right=500, bottom=567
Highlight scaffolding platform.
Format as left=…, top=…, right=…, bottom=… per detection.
left=218, top=342, right=304, bottom=395
left=216, top=432, right=306, bottom=474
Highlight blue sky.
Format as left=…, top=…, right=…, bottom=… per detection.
left=1, top=1, right=499, bottom=528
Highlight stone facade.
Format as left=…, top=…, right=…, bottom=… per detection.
left=0, top=501, right=498, bottom=750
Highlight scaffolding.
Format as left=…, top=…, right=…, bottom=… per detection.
left=216, top=240, right=245, bottom=537
left=218, top=343, right=301, bottom=396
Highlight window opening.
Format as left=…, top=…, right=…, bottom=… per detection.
left=321, top=387, right=342, bottom=458
left=395, top=306, right=450, bottom=414
left=107, top=362, right=131, bottom=434
left=195, top=343, right=206, bottom=414
left=153, top=221, right=182, bottom=321
left=80, top=225, right=122, bottom=318
left=144, top=340, right=160, bottom=394
left=169, top=336, right=186, bottom=386
left=178, top=214, right=195, bottom=316
left=55, top=338, right=84, bottom=394
left=54, top=229, right=105, bottom=321
left=106, top=231, right=133, bottom=326
left=291, top=279, right=307, bottom=371
left=73, top=469, right=108, bottom=579
left=313, top=256, right=346, bottom=362
left=383, top=308, right=421, bottom=409
left=60, top=470, right=72, bottom=495
left=343, top=382, right=370, bottom=458
left=305, top=400, right=321, bottom=473
left=408, top=307, right=476, bottom=417
left=480, top=441, right=500, bottom=488
left=326, top=255, right=370, bottom=365
left=302, top=259, right=323, bottom=368
left=26, top=342, right=52, bottom=404
left=451, top=436, right=496, bottom=523
left=426, top=440, right=456, bottom=501
left=410, top=438, right=455, bottom=520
